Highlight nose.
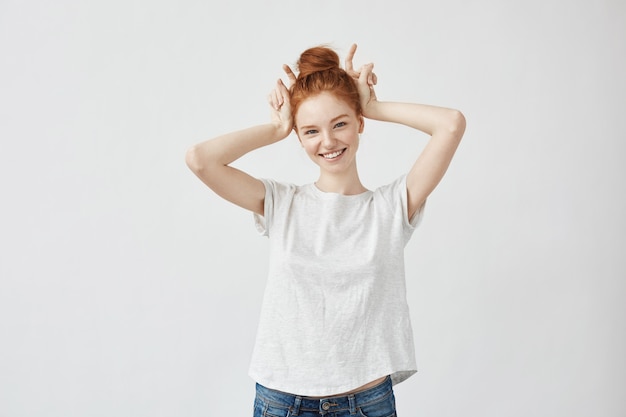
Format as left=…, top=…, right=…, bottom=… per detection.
left=321, top=130, right=336, bottom=148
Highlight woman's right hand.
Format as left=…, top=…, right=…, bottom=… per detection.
left=268, top=65, right=296, bottom=139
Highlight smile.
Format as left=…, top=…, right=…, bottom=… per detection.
left=321, top=148, right=346, bottom=159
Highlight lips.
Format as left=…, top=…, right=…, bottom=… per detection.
left=321, top=148, right=346, bottom=159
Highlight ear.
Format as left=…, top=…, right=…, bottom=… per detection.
left=358, top=115, right=365, bottom=133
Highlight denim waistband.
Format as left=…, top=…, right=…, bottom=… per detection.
left=255, top=376, right=392, bottom=414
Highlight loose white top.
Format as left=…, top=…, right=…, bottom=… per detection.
left=250, top=175, right=425, bottom=396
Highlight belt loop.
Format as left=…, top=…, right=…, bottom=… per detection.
left=348, top=394, right=357, bottom=414
left=292, top=396, right=302, bottom=416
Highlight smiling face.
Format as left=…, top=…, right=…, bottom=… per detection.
left=295, top=91, right=364, bottom=175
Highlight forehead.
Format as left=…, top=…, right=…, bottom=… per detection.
left=295, top=91, right=356, bottom=125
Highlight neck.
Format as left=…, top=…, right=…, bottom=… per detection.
left=315, top=169, right=367, bottom=195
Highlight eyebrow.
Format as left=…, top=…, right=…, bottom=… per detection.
left=298, top=114, right=350, bottom=131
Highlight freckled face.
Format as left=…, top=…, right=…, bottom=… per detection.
left=295, top=92, right=364, bottom=173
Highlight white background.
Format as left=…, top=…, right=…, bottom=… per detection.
left=1, top=0, right=624, bottom=416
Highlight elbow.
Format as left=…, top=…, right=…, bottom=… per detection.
left=185, top=145, right=202, bottom=173
left=185, top=144, right=224, bottom=185
left=433, top=109, right=465, bottom=141
left=448, top=110, right=466, bottom=140
left=185, top=144, right=215, bottom=175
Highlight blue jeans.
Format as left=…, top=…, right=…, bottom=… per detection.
left=253, top=376, right=397, bottom=417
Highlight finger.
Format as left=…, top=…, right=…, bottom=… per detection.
left=277, top=80, right=286, bottom=107
left=277, top=78, right=288, bottom=94
left=359, top=62, right=376, bottom=86
left=268, top=92, right=277, bottom=110
left=359, top=63, right=377, bottom=101
left=269, top=84, right=282, bottom=110
left=368, top=70, right=377, bottom=86
left=283, top=64, right=297, bottom=86
left=359, top=63, right=374, bottom=85
left=345, top=43, right=358, bottom=76
left=277, top=79, right=290, bottom=106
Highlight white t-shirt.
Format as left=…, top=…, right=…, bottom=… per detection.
left=250, top=175, right=425, bottom=396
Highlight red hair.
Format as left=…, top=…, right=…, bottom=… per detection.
left=290, top=46, right=361, bottom=121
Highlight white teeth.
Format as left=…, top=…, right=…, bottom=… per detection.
left=323, top=149, right=344, bottom=159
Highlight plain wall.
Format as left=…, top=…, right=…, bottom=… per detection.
left=1, top=0, right=624, bottom=416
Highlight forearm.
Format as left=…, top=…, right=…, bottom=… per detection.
left=365, top=101, right=465, bottom=137
left=186, top=123, right=288, bottom=171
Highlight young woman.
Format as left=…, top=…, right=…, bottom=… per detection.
left=186, top=44, right=465, bottom=417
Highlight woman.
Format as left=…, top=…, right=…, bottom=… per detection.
left=186, top=43, right=465, bottom=417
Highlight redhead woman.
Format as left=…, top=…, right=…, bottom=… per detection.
left=186, top=43, right=465, bottom=417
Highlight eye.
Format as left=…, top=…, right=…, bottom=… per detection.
left=334, top=121, right=347, bottom=129
left=304, top=129, right=318, bottom=135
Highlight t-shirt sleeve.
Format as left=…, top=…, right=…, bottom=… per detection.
left=379, top=175, right=426, bottom=242
left=253, top=179, right=297, bottom=237
left=253, top=178, right=274, bottom=237
left=400, top=175, right=426, bottom=230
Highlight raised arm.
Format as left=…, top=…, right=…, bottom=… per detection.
left=363, top=100, right=465, bottom=220
left=185, top=75, right=294, bottom=216
left=346, top=44, right=466, bottom=219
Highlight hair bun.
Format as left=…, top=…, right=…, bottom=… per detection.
left=296, top=46, right=341, bottom=78
left=289, top=45, right=361, bottom=118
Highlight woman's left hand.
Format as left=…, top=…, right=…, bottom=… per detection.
left=345, top=43, right=378, bottom=117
